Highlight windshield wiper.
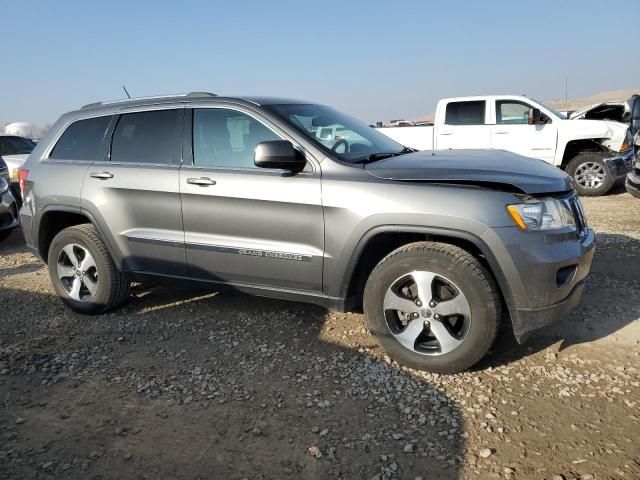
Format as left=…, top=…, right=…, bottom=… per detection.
left=353, top=146, right=417, bottom=164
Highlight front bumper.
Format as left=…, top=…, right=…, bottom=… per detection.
left=625, top=162, right=640, bottom=198
left=0, top=188, right=20, bottom=232
left=482, top=223, right=596, bottom=344
left=604, top=148, right=634, bottom=178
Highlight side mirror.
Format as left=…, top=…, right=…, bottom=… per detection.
left=528, top=108, right=542, bottom=125
left=254, top=140, right=306, bottom=172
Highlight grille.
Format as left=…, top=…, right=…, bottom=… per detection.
left=569, top=195, right=588, bottom=240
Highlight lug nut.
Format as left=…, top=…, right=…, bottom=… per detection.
left=416, top=300, right=422, bottom=307
left=434, top=314, right=440, bottom=320
left=429, top=301, right=436, bottom=308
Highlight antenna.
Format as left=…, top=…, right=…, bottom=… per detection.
left=122, top=85, right=132, bottom=99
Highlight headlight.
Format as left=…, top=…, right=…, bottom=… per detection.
left=0, top=177, right=8, bottom=194
left=507, top=197, right=576, bottom=231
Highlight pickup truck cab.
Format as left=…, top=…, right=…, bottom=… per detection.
left=377, top=95, right=634, bottom=196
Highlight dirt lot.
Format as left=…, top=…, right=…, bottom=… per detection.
left=0, top=186, right=638, bottom=480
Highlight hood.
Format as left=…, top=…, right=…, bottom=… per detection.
left=365, top=149, right=573, bottom=194
left=569, top=102, right=627, bottom=121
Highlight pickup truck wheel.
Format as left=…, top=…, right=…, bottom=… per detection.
left=364, top=242, right=500, bottom=373
left=47, top=224, right=130, bottom=314
left=566, top=153, right=615, bottom=196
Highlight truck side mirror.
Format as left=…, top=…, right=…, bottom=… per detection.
left=528, top=108, right=542, bottom=125
left=254, top=140, right=306, bottom=172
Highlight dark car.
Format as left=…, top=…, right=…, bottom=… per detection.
left=0, top=158, right=20, bottom=241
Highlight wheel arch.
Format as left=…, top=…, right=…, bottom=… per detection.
left=339, top=225, right=515, bottom=319
left=560, top=139, right=609, bottom=169
left=36, top=206, right=122, bottom=268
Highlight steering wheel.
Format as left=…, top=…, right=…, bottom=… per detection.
left=331, top=139, right=349, bottom=154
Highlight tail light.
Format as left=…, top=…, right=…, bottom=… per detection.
left=18, top=168, right=29, bottom=200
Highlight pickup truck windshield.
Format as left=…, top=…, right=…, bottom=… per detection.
left=265, top=104, right=405, bottom=162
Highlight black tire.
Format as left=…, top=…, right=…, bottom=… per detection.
left=566, top=152, right=615, bottom=197
left=0, top=229, right=12, bottom=242
left=47, top=223, right=130, bottom=314
left=363, top=241, right=500, bottom=373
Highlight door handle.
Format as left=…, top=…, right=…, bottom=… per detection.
left=494, top=130, right=509, bottom=134
left=187, top=177, right=216, bottom=186
left=90, top=172, right=114, bottom=180
left=439, top=131, right=454, bottom=136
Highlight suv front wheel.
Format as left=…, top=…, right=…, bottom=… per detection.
left=48, top=224, right=130, bottom=314
left=364, top=242, right=500, bottom=373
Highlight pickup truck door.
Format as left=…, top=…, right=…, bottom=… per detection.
left=490, top=100, right=557, bottom=163
left=179, top=106, right=324, bottom=292
left=435, top=100, right=491, bottom=150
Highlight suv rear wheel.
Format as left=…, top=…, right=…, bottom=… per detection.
left=364, top=241, right=500, bottom=373
left=566, top=152, right=615, bottom=196
left=47, top=224, right=130, bottom=314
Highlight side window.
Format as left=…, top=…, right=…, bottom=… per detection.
left=445, top=101, right=486, bottom=125
left=50, top=116, right=111, bottom=160
left=496, top=101, right=531, bottom=124
left=111, top=110, right=179, bottom=164
left=193, top=108, right=280, bottom=169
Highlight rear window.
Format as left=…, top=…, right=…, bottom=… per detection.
left=110, top=110, right=179, bottom=165
left=50, top=116, right=111, bottom=161
left=445, top=101, right=486, bottom=125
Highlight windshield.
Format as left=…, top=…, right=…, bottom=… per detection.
left=531, top=99, right=566, bottom=119
left=0, top=136, right=36, bottom=156
left=264, top=103, right=405, bottom=162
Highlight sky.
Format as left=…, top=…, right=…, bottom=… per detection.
left=2, top=0, right=639, bottom=127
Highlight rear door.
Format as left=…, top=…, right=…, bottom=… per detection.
left=82, top=106, right=187, bottom=276
left=435, top=100, right=490, bottom=149
left=490, top=99, right=557, bottom=162
left=179, top=105, right=324, bottom=292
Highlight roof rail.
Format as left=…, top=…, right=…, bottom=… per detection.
left=81, top=91, right=217, bottom=109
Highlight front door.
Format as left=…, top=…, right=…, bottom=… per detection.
left=180, top=106, right=324, bottom=292
left=490, top=100, right=558, bottom=162
left=82, top=107, right=187, bottom=276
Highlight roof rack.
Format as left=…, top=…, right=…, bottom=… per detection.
left=81, top=91, right=217, bottom=109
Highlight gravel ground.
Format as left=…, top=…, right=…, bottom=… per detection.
left=0, top=185, right=638, bottom=480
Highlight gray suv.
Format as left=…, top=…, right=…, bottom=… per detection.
left=19, top=92, right=596, bottom=373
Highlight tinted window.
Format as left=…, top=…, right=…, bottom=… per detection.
left=0, top=136, right=35, bottom=156
left=111, top=110, right=179, bottom=164
left=445, top=101, right=486, bottom=125
left=496, top=101, right=531, bottom=124
left=50, top=116, right=111, bottom=160
left=193, top=109, right=280, bottom=169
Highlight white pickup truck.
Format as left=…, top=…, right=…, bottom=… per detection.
left=377, top=95, right=634, bottom=196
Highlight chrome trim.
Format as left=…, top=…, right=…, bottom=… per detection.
left=186, top=242, right=313, bottom=262
left=124, top=234, right=313, bottom=262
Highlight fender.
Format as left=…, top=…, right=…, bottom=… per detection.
left=339, top=224, right=516, bottom=316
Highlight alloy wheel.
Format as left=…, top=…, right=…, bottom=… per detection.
left=574, top=162, right=606, bottom=190
left=57, top=244, right=99, bottom=301
left=383, top=271, right=471, bottom=355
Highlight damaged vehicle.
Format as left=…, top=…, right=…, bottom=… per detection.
left=19, top=93, right=595, bottom=373
left=625, top=97, right=640, bottom=198
left=568, top=94, right=638, bottom=123
left=377, top=95, right=634, bottom=196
